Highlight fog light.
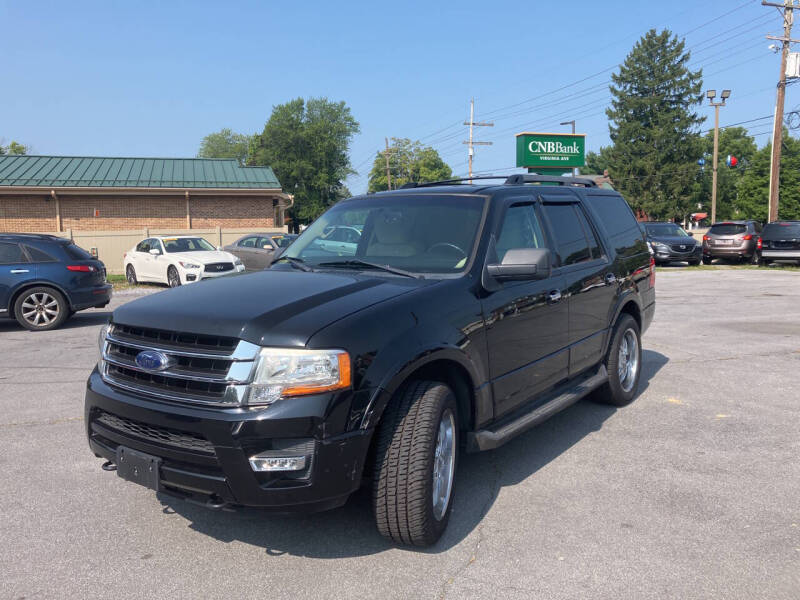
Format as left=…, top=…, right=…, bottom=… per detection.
left=248, top=454, right=307, bottom=472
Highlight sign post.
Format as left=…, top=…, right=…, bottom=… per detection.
left=515, top=132, right=586, bottom=176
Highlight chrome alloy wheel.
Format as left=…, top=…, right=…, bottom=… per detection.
left=618, top=328, right=639, bottom=393
left=432, top=408, right=456, bottom=521
left=21, top=292, right=60, bottom=327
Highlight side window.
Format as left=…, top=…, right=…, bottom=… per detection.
left=0, top=242, right=27, bottom=264
left=496, top=204, right=546, bottom=262
left=136, top=240, right=150, bottom=253
left=754, top=222, right=762, bottom=233
left=24, top=245, right=57, bottom=263
left=257, top=237, right=274, bottom=249
left=584, top=194, right=645, bottom=257
left=344, top=229, right=360, bottom=243
left=239, top=236, right=257, bottom=248
left=542, top=204, right=591, bottom=266
left=574, top=206, right=602, bottom=259
left=150, top=239, right=164, bottom=253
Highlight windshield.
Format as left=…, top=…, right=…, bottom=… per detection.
left=762, top=222, right=800, bottom=239
left=162, top=237, right=215, bottom=252
left=644, top=223, right=690, bottom=237
left=709, top=223, right=746, bottom=236
left=272, top=235, right=297, bottom=248
left=281, top=194, right=486, bottom=274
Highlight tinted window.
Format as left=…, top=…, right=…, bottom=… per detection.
left=0, top=242, right=26, bottom=264
left=136, top=240, right=150, bottom=253
left=162, top=237, right=214, bottom=252
left=644, top=223, right=690, bottom=237
left=543, top=204, right=591, bottom=266
left=574, top=205, right=602, bottom=259
left=709, top=223, right=746, bottom=236
left=754, top=222, right=762, bottom=233
left=496, top=204, right=546, bottom=262
left=24, top=245, right=57, bottom=262
left=272, top=235, right=296, bottom=248
left=585, top=194, right=644, bottom=257
left=762, top=222, right=800, bottom=239
left=239, top=236, right=258, bottom=248
left=63, top=243, right=93, bottom=260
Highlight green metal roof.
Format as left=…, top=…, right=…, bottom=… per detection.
left=0, top=155, right=281, bottom=190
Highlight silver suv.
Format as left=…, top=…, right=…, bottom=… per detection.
left=702, top=220, right=761, bottom=264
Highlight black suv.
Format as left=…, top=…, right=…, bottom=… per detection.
left=86, top=175, right=655, bottom=546
left=1, top=233, right=111, bottom=330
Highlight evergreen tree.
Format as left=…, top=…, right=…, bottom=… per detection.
left=606, top=29, right=704, bottom=220
left=738, top=129, right=800, bottom=221
left=367, top=138, right=452, bottom=192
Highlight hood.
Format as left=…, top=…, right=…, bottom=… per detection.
left=648, top=235, right=697, bottom=246
left=166, top=250, right=238, bottom=264
left=112, top=269, right=434, bottom=347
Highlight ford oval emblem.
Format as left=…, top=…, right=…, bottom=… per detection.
left=135, top=350, right=172, bottom=372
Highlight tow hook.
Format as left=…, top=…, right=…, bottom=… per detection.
left=101, top=461, right=117, bottom=471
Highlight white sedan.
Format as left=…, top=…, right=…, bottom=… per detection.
left=124, top=236, right=245, bottom=287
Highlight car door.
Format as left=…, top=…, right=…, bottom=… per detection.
left=0, top=242, right=36, bottom=315
left=234, top=236, right=259, bottom=270
left=252, top=236, right=277, bottom=270
left=131, top=239, right=152, bottom=280
left=481, top=199, right=569, bottom=420
left=147, top=239, right=167, bottom=281
left=540, top=197, right=616, bottom=376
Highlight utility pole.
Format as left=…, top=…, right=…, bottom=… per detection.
left=763, top=0, right=800, bottom=222
left=463, top=98, right=493, bottom=182
left=384, top=137, right=392, bottom=191
left=560, top=120, right=577, bottom=176
left=706, top=89, right=731, bottom=224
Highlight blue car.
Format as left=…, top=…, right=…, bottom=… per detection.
left=0, top=233, right=112, bottom=331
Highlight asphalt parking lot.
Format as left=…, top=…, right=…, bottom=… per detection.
left=1, top=270, right=799, bottom=600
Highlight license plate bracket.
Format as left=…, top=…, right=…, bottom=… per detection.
left=116, top=446, right=161, bottom=491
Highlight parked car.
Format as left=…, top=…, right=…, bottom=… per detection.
left=758, top=221, right=800, bottom=265
left=124, top=236, right=244, bottom=287
left=87, top=174, right=654, bottom=547
left=223, top=233, right=298, bottom=270
left=307, top=225, right=361, bottom=256
left=641, top=222, right=701, bottom=266
left=702, top=220, right=761, bottom=264
left=0, top=233, right=111, bottom=331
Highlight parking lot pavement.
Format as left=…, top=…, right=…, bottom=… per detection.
left=1, top=272, right=799, bottom=600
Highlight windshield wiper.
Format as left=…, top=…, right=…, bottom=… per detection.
left=317, top=259, right=420, bottom=279
left=272, top=256, right=313, bottom=272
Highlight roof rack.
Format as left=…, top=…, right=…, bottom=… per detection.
left=397, top=174, right=597, bottom=190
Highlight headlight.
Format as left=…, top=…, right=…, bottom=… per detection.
left=97, top=323, right=110, bottom=369
left=247, top=348, right=351, bottom=405
left=234, top=258, right=243, bottom=266
left=179, top=261, right=200, bottom=269
left=653, top=242, right=669, bottom=251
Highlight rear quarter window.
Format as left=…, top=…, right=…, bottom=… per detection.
left=24, top=245, right=58, bottom=262
left=584, top=194, right=646, bottom=257
left=63, top=243, right=93, bottom=260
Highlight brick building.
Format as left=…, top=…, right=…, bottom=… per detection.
left=0, top=155, right=289, bottom=233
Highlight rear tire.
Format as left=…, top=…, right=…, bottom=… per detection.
left=702, top=256, right=713, bottom=265
left=592, top=314, right=642, bottom=407
left=372, top=380, right=458, bottom=547
left=688, top=259, right=700, bottom=266
left=760, top=258, right=773, bottom=267
left=13, top=286, right=69, bottom=331
left=167, top=265, right=181, bottom=287
left=126, top=264, right=138, bottom=285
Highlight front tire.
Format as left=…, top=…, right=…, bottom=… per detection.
left=126, top=264, right=138, bottom=285
left=373, top=380, right=458, bottom=547
left=13, top=286, right=69, bottom=331
left=167, top=265, right=181, bottom=287
left=593, top=314, right=642, bottom=407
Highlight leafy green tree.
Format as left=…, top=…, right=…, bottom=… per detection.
left=581, top=147, right=613, bottom=176
left=248, top=97, right=359, bottom=225
left=197, top=128, right=251, bottom=164
left=367, top=138, right=453, bottom=192
left=738, top=129, right=800, bottom=221
left=605, top=29, right=705, bottom=221
left=0, top=140, right=29, bottom=155
left=690, top=127, right=758, bottom=221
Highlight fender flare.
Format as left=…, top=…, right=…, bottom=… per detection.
left=602, top=291, right=643, bottom=356
left=7, top=280, right=74, bottom=313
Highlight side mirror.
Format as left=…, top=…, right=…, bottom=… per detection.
left=149, top=248, right=161, bottom=256
left=486, top=247, right=552, bottom=281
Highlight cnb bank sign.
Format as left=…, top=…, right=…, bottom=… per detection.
left=515, top=132, right=586, bottom=169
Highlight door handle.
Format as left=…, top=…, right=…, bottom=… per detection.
left=605, top=273, right=617, bottom=285
left=10, top=269, right=30, bottom=274
left=547, top=290, right=562, bottom=304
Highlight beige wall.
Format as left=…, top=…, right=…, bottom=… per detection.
left=37, top=227, right=287, bottom=274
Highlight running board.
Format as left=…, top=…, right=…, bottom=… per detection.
left=467, top=365, right=608, bottom=452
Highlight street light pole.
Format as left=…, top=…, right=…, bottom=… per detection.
left=706, top=89, right=730, bottom=224
left=560, top=120, right=576, bottom=176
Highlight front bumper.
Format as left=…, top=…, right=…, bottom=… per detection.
left=181, top=264, right=245, bottom=284
left=85, top=370, right=374, bottom=512
left=652, top=245, right=702, bottom=263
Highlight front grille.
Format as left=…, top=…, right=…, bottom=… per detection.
left=204, top=262, right=234, bottom=273
left=670, top=244, right=694, bottom=253
left=94, top=410, right=215, bottom=454
left=101, top=325, right=259, bottom=406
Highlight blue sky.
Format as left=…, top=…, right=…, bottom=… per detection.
left=1, top=0, right=793, bottom=193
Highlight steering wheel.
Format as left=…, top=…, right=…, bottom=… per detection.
left=426, top=242, right=467, bottom=260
